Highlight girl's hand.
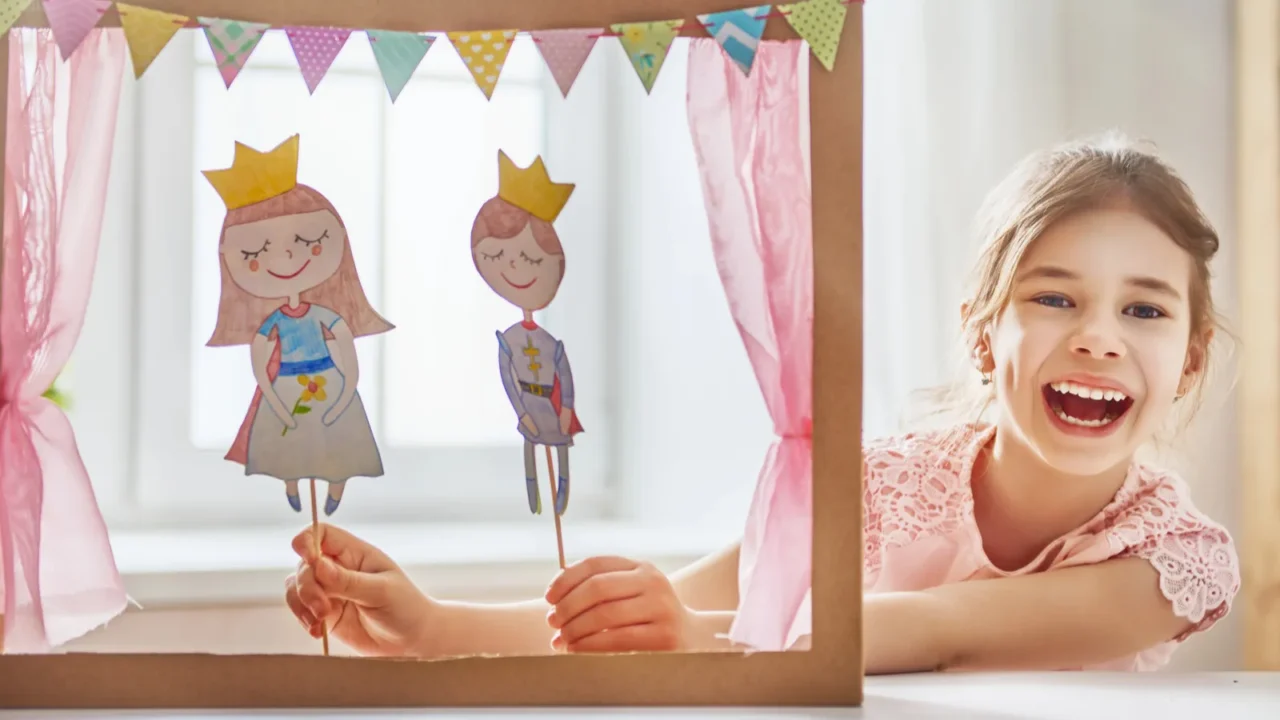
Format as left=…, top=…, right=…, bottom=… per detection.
left=285, top=524, right=436, bottom=657
left=544, top=556, right=693, bottom=653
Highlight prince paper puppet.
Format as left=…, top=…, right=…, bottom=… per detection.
left=471, top=150, right=583, bottom=517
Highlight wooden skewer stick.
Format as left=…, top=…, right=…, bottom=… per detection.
left=309, top=478, right=330, bottom=657
left=544, top=446, right=567, bottom=570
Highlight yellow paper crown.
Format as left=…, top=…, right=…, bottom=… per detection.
left=202, top=135, right=300, bottom=210
left=496, top=150, right=575, bottom=222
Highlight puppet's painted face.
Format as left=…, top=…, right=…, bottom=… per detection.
left=222, top=210, right=346, bottom=300
left=473, top=223, right=564, bottom=311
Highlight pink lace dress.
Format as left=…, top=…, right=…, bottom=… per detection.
left=789, top=423, right=1240, bottom=670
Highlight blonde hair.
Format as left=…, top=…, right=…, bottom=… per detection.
left=911, top=132, right=1229, bottom=438
left=206, top=184, right=394, bottom=347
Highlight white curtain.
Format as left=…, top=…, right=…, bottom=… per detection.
left=860, top=0, right=1238, bottom=670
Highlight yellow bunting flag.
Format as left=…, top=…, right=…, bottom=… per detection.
left=778, top=0, right=847, bottom=71
left=0, top=0, right=33, bottom=36
left=447, top=29, right=518, bottom=100
left=611, top=19, right=684, bottom=95
left=117, top=3, right=188, bottom=78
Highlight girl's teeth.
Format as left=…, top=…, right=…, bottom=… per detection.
left=1055, top=409, right=1115, bottom=428
left=1050, top=381, right=1128, bottom=402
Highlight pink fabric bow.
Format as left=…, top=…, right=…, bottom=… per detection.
left=0, top=29, right=128, bottom=652
left=686, top=39, right=814, bottom=652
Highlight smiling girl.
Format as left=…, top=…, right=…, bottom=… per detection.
left=471, top=150, right=583, bottom=518
left=283, top=134, right=1240, bottom=673
left=205, top=135, right=391, bottom=516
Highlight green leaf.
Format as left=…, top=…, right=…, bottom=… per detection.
left=294, top=405, right=312, bottom=415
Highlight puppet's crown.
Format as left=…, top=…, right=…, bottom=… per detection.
left=202, top=135, right=300, bottom=210
left=496, top=150, right=575, bottom=223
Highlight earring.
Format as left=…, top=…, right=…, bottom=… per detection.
left=981, top=373, right=992, bottom=386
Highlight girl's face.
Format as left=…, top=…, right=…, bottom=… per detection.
left=222, top=209, right=346, bottom=300
left=983, top=207, right=1201, bottom=477
left=473, top=223, right=564, bottom=311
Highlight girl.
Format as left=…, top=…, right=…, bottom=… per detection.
left=283, top=134, right=1240, bottom=672
left=471, top=150, right=583, bottom=517
left=205, top=135, right=393, bottom=516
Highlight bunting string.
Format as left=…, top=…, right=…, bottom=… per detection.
left=2, top=0, right=854, bottom=100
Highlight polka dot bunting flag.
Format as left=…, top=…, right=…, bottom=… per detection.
left=447, top=29, right=518, bottom=100
left=777, top=0, right=848, bottom=71
left=0, top=0, right=33, bottom=37
left=285, top=26, right=353, bottom=95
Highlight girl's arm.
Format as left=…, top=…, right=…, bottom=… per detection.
left=251, top=333, right=293, bottom=425
left=840, top=558, right=1191, bottom=674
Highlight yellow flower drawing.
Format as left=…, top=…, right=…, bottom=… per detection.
left=282, top=374, right=327, bottom=436
left=297, top=374, right=328, bottom=402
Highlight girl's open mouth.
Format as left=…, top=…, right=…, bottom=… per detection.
left=1042, top=381, right=1134, bottom=430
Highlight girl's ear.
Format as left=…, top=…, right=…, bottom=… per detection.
left=1178, top=328, right=1213, bottom=397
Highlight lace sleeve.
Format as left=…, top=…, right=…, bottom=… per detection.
left=1111, top=479, right=1240, bottom=641
left=861, top=435, right=892, bottom=583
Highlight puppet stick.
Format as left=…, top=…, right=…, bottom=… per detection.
left=543, top=446, right=567, bottom=570
left=309, top=478, right=331, bottom=657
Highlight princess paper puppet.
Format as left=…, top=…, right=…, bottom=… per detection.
left=204, top=135, right=392, bottom=516
left=472, top=150, right=583, bottom=517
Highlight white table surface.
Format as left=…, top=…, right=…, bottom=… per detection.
left=6, top=673, right=1279, bottom=719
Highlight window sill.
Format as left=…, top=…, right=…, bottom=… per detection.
left=111, top=519, right=739, bottom=609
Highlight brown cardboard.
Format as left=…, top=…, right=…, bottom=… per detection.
left=0, top=0, right=863, bottom=708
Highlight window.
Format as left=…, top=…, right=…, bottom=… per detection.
left=67, top=34, right=767, bottom=551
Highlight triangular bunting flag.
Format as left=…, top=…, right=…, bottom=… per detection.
left=778, top=0, right=847, bottom=71
left=116, top=3, right=187, bottom=79
left=286, top=26, right=352, bottom=95
left=367, top=30, right=434, bottom=103
left=698, top=6, right=770, bottom=76
left=529, top=29, right=598, bottom=98
left=41, top=0, right=112, bottom=61
left=200, top=17, right=269, bottom=89
left=447, top=29, right=518, bottom=100
left=1, top=0, right=34, bottom=36
left=611, top=19, right=685, bottom=95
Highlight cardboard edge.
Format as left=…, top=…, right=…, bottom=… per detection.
left=0, top=0, right=866, bottom=708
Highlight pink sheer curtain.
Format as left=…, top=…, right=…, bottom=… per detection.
left=686, top=39, right=813, bottom=652
left=0, top=28, right=128, bottom=652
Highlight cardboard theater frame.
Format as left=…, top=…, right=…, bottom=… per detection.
left=0, top=0, right=864, bottom=709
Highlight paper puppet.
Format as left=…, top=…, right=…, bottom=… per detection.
left=472, top=150, right=583, bottom=517
left=203, top=135, right=392, bottom=516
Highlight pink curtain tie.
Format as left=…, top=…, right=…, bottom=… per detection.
left=779, top=418, right=813, bottom=440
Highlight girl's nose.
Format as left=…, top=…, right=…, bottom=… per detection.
left=286, top=248, right=294, bottom=259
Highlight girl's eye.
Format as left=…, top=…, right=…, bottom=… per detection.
left=241, top=240, right=270, bottom=260
left=520, top=251, right=543, bottom=266
left=481, top=249, right=504, bottom=261
left=1033, top=294, right=1072, bottom=309
left=1125, top=303, right=1166, bottom=320
left=294, top=230, right=329, bottom=246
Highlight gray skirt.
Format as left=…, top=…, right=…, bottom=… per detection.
left=245, top=364, right=383, bottom=483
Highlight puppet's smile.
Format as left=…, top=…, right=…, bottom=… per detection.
left=502, top=273, right=537, bottom=290
left=268, top=260, right=311, bottom=279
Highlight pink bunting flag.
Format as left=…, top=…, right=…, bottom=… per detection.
left=285, top=26, right=352, bottom=95
left=530, top=29, right=599, bottom=98
left=41, top=0, right=111, bottom=60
